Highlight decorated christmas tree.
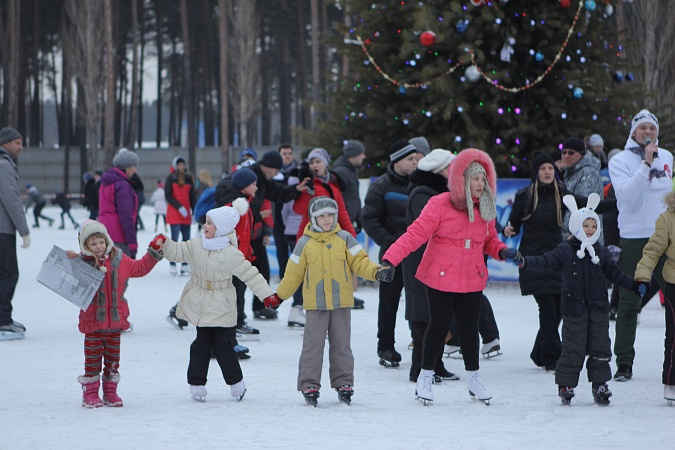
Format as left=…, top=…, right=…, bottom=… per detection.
left=315, top=0, right=640, bottom=177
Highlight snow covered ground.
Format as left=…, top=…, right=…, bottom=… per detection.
left=2, top=206, right=672, bottom=449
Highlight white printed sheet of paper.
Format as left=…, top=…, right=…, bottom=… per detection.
left=36, top=245, right=105, bottom=311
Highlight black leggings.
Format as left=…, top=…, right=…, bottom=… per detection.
left=423, top=288, right=482, bottom=371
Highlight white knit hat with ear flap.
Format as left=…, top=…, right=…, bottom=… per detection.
left=79, top=220, right=115, bottom=267
left=308, top=196, right=338, bottom=232
left=563, top=193, right=601, bottom=264
left=206, top=206, right=241, bottom=237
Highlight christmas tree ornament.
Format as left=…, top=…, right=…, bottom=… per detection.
left=465, top=66, right=481, bottom=82
left=535, top=51, right=544, bottom=62
left=500, top=37, right=516, bottom=62
left=605, top=4, right=614, bottom=16
left=613, top=71, right=624, bottom=82
left=625, top=72, right=635, bottom=81
left=399, top=86, right=407, bottom=94
left=470, top=0, right=486, bottom=6
left=573, top=87, right=584, bottom=98
left=560, top=0, right=571, bottom=7
left=456, top=20, right=469, bottom=33
left=585, top=0, right=596, bottom=11
left=420, top=31, right=436, bottom=47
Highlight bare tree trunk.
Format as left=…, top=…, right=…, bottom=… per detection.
left=277, top=0, right=291, bottom=143
left=259, top=14, right=270, bottom=145
left=137, top=1, right=146, bottom=148
left=217, top=0, right=230, bottom=172
left=155, top=0, right=163, bottom=147
left=180, top=0, right=196, bottom=170
left=104, top=0, right=116, bottom=163
left=342, top=1, right=350, bottom=77
left=125, top=0, right=141, bottom=149
left=6, top=0, right=21, bottom=126
left=297, top=0, right=310, bottom=132
left=309, top=0, right=320, bottom=131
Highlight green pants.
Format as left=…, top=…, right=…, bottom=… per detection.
left=614, top=238, right=666, bottom=368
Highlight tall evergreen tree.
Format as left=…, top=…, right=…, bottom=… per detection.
left=315, top=0, right=641, bottom=176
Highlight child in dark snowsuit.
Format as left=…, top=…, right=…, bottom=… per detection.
left=52, top=191, right=79, bottom=230
left=518, top=193, right=648, bottom=405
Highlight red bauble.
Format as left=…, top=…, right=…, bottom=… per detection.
left=420, top=31, right=436, bottom=47
left=470, top=0, right=485, bottom=6
left=560, top=0, right=571, bottom=7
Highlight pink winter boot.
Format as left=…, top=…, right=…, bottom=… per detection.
left=78, top=375, right=103, bottom=408
left=102, top=373, right=123, bottom=407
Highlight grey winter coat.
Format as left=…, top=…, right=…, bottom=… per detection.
left=332, top=155, right=362, bottom=224
left=562, top=152, right=603, bottom=241
left=0, top=147, right=29, bottom=237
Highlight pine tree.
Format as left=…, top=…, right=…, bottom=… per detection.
left=314, top=0, right=640, bottom=177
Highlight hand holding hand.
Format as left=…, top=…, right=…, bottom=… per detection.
left=149, top=234, right=166, bottom=251
left=263, top=293, right=283, bottom=310
left=178, top=206, right=189, bottom=218
left=263, top=235, right=271, bottom=246
left=21, top=235, right=31, bottom=249
left=633, top=280, right=649, bottom=298
left=500, top=247, right=521, bottom=262
left=376, top=260, right=395, bottom=283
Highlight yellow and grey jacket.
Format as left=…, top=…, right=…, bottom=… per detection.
left=636, top=192, right=675, bottom=284
left=277, top=223, right=379, bottom=310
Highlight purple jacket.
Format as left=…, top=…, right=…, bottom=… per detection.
left=98, top=167, right=138, bottom=251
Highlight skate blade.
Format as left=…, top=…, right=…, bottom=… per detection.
left=667, top=399, right=675, bottom=406
left=379, top=359, right=400, bottom=368
left=469, top=391, right=492, bottom=405
left=287, top=322, right=305, bottom=328
left=305, top=398, right=318, bottom=407
left=236, top=334, right=261, bottom=342
left=560, top=398, right=572, bottom=405
left=594, top=399, right=611, bottom=405
left=338, top=397, right=352, bottom=405
left=191, top=395, right=206, bottom=402
left=444, top=351, right=463, bottom=360
left=0, top=331, right=25, bottom=341
left=416, top=396, right=433, bottom=406
left=166, top=316, right=184, bottom=330
left=235, top=389, right=247, bottom=402
left=482, top=350, right=502, bottom=359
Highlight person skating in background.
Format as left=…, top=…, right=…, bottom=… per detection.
left=25, top=183, right=54, bottom=228
left=265, top=196, right=392, bottom=406
left=634, top=185, right=675, bottom=405
left=66, top=220, right=163, bottom=408
left=280, top=172, right=305, bottom=327
left=51, top=191, right=79, bottom=230
left=130, top=172, right=146, bottom=232
left=403, top=149, right=460, bottom=383
left=0, top=126, right=30, bottom=341
left=152, top=205, right=278, bottom=403
left=82, top=171, right=102, bottom=220
left=194, top=169, right=214, bottom=232
left=150, top=180, right=168, bottom=233
left=99, top=148, right=140, bottom=258
left=362, top=140, right=417, bottom=368
left=588, top=134, right=608, bottom=169
left=165, top=156, right=196, bottom=276
left=517, top=194, right=647, bottom=405
left=332, top=140, right=368, bottom=310
left=380, top=148, right=519, bottom=406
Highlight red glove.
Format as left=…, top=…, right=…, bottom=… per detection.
left=149, top=235, right=166, bottom=251
left=263, top=293, right=283, bottom=310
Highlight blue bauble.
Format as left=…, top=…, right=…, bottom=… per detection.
left=585, top=0, right=596, bottom=11
left=399, top=86, right=407, bottom=94
left=535, top=51, right=544, bottom=62
left=456, top=20, right=468, bottom=33
left=573, top=87, right=584, bottom=99
left=625, top=72, right=635, bottom=82
left=613, top=71, right=624, bottom=82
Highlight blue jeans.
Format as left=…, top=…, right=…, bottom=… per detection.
left=169, top=224, right=191, bottom=267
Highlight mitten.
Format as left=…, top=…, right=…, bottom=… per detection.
left=633, top=281, right=649, bottom=298
left=149, top=234, right=166, bottom=251
left=376, top=261, right=395, bottom=283
left=607, top=245, right=621, bottom=264
left=129, top=248, right=137, bottom=259
left=353, top=219, right=363, bottom=235
left=178, top=206, right=189, bottom=218
left=263, top=293, right=283, bottom=310
left=499, top=247, right=521, bottom=263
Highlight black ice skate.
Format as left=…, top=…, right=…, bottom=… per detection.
left=302, top=387, right=320, bottom=407
left=378, top=348, right=401, bottom=368
left=558, top=386, right=575, bottom=405
left=592, top=383, right=612, bottom=405
left=336, top=385, right=353, bottom=405
left=166, top=304, right=188, bottom=330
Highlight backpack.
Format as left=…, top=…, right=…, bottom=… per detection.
left=194, top=186, right=216, bottom=225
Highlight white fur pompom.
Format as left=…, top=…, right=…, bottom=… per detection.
left=232, top=197, right=250, bottom=216
left=576, top=249, right=585, bottom=259
left=99, top=266, right=108, bottom=273
left=591, top=255, right=600, bottom=264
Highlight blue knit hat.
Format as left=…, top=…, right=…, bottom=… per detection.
left=232, top=168, right=258, bottom=190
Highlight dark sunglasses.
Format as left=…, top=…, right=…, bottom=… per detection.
left=560, top=150, right=578, bottom=156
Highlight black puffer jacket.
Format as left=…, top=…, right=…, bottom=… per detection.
left=362, top=165, right=410, bottom=261
left=402, top=169, right=448, bottom=322
left=332, top=155, right=361, bottom=224
left=523, top=238, right=634, bottom=317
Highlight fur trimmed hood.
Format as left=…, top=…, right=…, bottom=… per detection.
left=447, top=148, right=497, bottom=221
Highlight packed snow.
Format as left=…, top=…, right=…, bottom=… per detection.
left=1, top=206, right=671, bottom=449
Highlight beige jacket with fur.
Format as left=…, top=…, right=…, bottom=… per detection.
left=163, top=235, right=274, bottom=327
left=635, top=192, right=675, bottom=283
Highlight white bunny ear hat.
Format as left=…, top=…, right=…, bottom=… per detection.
left=563, top=193, right=602, bottom=264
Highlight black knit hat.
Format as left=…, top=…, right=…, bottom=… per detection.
left=231, top=168, right=258, bottom=190
left=561, top=137, right=586, bottom=155
left=530, top=152, right=556, bottom=181
left=259, top=151, right=283, bottom=169
left=389, top=140, right=417, bottom=164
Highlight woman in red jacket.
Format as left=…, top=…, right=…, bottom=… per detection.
left=165, top=157, right=196, bottom=276
left=293, top=148, right=356, bottom=241
left=381, top=148, right=519, bottom=406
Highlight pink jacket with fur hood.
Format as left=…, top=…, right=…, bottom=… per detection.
left=382, top=149, right=507, bottom=293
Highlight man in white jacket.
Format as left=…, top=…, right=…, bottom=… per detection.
left=608, top=109, right=673, bottom=382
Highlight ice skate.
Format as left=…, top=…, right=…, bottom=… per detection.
left=231, top=380, right=246, bottom=401
left=434, top=368, right=459, bottom=384
left=378, top=348, right=401, bottom=368
left=253, top=307, right=278, bottom=320
left=167, top=304, right=188, bottom=330
left=236, top=324, right=260, bottom=341
left=613, top=364, right=632, bottom=382
left=444, top=344, right=462, bottom=359
left=336, top=385, right=353, bottom=405
left=415, top=369, right=434, bottom=406
left=190, top=385, right=207, bottom=402
left=0, top=322, right=25, bottom=341
left=170, top=265, right=178, bottom=276
left=180, top=263, right=191, bottom=276
left=302, top=386, right=320, bottom=407
left=592, top=383, right=612, bottom=405
left=234, top=344, right=251, bottom=360
left=467, top=370, right=492, bottom=405
left=287, top=305, right=305, bottom=327
left=481, top=338, right=502, bottom=359
left=558, top=386, right=575, bottom=405
left=664, top=385, right=675, bottom=406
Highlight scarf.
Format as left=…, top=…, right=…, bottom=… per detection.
left=201, top=235, right=231, bottom=251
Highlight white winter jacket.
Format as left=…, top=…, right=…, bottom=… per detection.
left=162, top=235, right=274, bottom=327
